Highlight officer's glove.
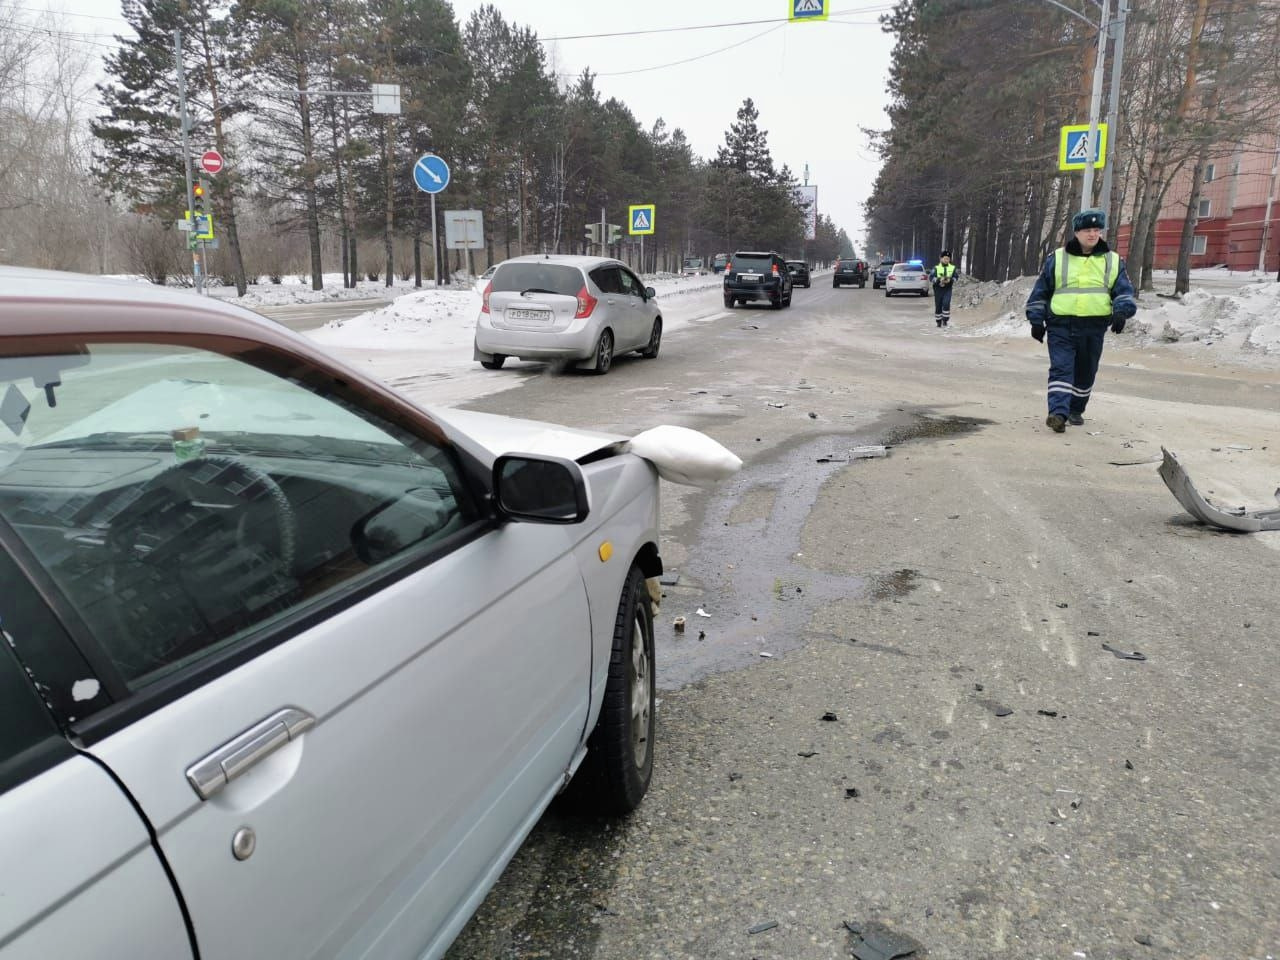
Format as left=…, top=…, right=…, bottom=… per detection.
left=1110, top=318, right=1126, bottom=335
left=1030, top=324, right=1046, bottom=343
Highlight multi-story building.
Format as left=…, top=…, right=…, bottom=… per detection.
left=1115, top=125, right=1280, bottom=272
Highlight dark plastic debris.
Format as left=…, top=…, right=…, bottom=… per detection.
left=748, top=921, right=778, bottom=935
left=1101, top=642, right=1147, bottom=661
left=1125, top=759, right=1134, bottom=770
left=659, top=572, right=680, bottom=586
left=1056, top=602, right=1069, bottom=609
left=1087, top=630, right=1100, bottom=636
left=821, top=711, right=839, bottom=722
left=798, top=750, right=817, bottom=758
left=809, top=412, right=818, bottom=419
left=728, top=772, right=742, bottom=782
left=846, top=922, right=922, bottom=960
left=1134, top=933, right=1154, bottom=946
left=995, top=706, right=1013, bottom=717
left=974, top=683, right=984, bottom=692
left=845, top=787, right=861, bottom=799
left=1037, top=709, right=1058, bottom=717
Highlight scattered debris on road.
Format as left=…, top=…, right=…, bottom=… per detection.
left=659, top=572, right=680, bottom=586
left=845, top=787, right=861, bottom=799
left=850, top=444, right=889, bottom=459
left=747, top=920, right=778, bottom=935
left=672, top=616, right=686, bottom=633
left=1158, top=446, right=1280, bottom=532
left=695, top=607, right=712, bottom=618
left=845, top=921, right=922, bottom=960
left=1101, top=642, right=1147, bottom=661
left=821, top=711, right=839, bottom=722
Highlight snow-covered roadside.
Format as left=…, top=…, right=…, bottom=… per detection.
left=953, top=271, right=1280, bottom=365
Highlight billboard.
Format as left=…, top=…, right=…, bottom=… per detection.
left=795, top=185, right=817, bottom=241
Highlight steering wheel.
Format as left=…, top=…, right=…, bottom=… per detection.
left=100, top=456, right=297, bottom=679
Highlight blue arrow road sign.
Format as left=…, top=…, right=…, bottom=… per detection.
left=413, top=154, right=450, bottom=194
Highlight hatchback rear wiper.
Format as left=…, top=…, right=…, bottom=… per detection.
left=519, top=288, right=561, bottom=296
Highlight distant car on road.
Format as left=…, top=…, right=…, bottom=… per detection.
left=475, top=254, right=663, bottom=374
left=682, top=256, right=706, bottom=276
left=832, top=257, right=867, bottom=288
left=872, top=258, right=897, bottom=289
left=785, top=260, right=812, bottom=288
left=885, top=260, right=930, bottom=297
left=722, top=250, right=793, bottom=310
left=711, top=253, right=729, bottom=273
left=0, top=265, right=663, bottom=960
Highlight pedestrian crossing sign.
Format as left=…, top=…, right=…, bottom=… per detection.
left=790, top=0, right=828, bottom=20
left=629, top=204, right=655, bottom=236
left=1058, top=123, right=1108, bottom=171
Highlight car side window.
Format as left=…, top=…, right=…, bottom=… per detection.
left=0, top=342, right=482, bottom=692
left=590, top=267, right=621, bottom=295
left=617, top=270, right=643, bottom=298
left=0, top=630, right=74, bottom=797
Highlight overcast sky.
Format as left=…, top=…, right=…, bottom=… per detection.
left=47, top=0, right=895, bottom=254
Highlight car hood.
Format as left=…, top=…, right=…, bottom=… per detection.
left=426, top=407, right=625, bottom=463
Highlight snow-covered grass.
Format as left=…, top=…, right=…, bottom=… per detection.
left=955, top=271, right=1280, bottom=364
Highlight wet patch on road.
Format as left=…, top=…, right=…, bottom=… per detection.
left=658, top=411, right=990, bottom=689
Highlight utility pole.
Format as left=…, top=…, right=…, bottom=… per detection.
left=1099, top=0, right=1129, bottom=220
left=174, top=30, right=202, bottom=295
left=1081, top=0, right=1111, bottom=209
left=600, top=206, right=606, bottom=257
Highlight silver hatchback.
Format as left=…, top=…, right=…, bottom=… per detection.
left=474, top=255, right=663, bottom=374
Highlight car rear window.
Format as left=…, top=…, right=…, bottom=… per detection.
left=491, top=263, right=583, bottom=296
left=895, top=264, right=924, bottom=273
left=732, top=256, right=773, bottom=271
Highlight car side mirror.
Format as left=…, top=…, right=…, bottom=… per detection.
left=493, top=454, right=590, bottom=524
left=645, top=286, right=656, bottom=299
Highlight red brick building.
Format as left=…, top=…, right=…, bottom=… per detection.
left=1115, top=125, right=1280, bottom=272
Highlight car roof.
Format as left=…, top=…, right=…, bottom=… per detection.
left=732, top=250, right=776, bottom=258
left=495, top=254, right=620, bottom=270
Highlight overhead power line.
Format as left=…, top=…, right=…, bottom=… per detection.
left=539, top=5, right=896, bottom=41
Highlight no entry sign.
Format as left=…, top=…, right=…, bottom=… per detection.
left=200, top=149, right=224, bottom=175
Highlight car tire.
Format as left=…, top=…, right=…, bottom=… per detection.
left=640, top=318, right=662, bottom=358
left=573, top=564, right=655, bottom=814
left=771, top=295, right=783, bottom=310
left=859, top=282, right=866, bottom=288
left=885, top=290, right=892, bottom=297
left=724, top=296, right=734, bottom=308
left=784, top=292, right=793, bottom=307
left=833, top=281, right=840, bottom=288
left=590, top=329, right=613, bottom=375
left=479, top=354, right=506, bottom=370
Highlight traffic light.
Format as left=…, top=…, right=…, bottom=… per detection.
left=195, top=178, right=211, bottom=214
left=607, top=223, right=622, bottom=243
left=584, top=223, right=601, bottom=246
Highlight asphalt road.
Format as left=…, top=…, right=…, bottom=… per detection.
left=254, top=298, right=391, bottom=333
left=404, top=280, right=1279, bottom=960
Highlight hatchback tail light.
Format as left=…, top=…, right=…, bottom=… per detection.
left=771, top=263, right=779, bottom=276
left=481, top=282, right=492, bottom=313
left=888, top=274, right=897, bottom=281
left=575, top=285, right=598, bottom=318
left=725, top=261, right=732, bottom=274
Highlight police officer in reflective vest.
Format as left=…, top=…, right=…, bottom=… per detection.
left=1024, top=208, right=1137, bottom=433
left=931, top=251, right=956, bottom=327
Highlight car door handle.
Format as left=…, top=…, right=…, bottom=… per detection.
left=186, top=707, right=316, bottom=800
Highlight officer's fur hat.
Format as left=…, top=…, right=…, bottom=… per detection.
left=939, top=249, right=952, bottom=258
left=1073, top=208, right=1106, bottom=231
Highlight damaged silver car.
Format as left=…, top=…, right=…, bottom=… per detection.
left=0, top=267, right=662, bottom=960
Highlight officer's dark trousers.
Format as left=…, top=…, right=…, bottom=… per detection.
left=933, top=285, right=952, bottom=325
left=1046, top=318, right=1108, bottom=417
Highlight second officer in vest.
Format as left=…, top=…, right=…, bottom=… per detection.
left=931, top=251, right=957, bottom=327
left=1024, top=208, right=1136, bottom=433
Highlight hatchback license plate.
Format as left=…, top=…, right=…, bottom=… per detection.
left=508, top=308, right=552, bottom=321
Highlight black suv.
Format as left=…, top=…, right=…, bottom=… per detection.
left=832, top=257, right=866, bottom=288
left=724, top=251, right=793, bottom=309
left=785, top=260, right=811, bottom=288
left=871, top=259, right=897, bottom=289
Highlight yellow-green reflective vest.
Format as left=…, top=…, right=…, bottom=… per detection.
left=934, top=263, right=955, bottom=281
left=1050, top=248, right=1120, bottom=317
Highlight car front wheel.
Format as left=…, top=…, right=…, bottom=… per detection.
left=724, top=295, right=734, bottom=308
left=640, top=318, right=662, bottom=359
left=480, top=354, right=506, bottom=370
left=574, top=564, right=655, bottom=814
